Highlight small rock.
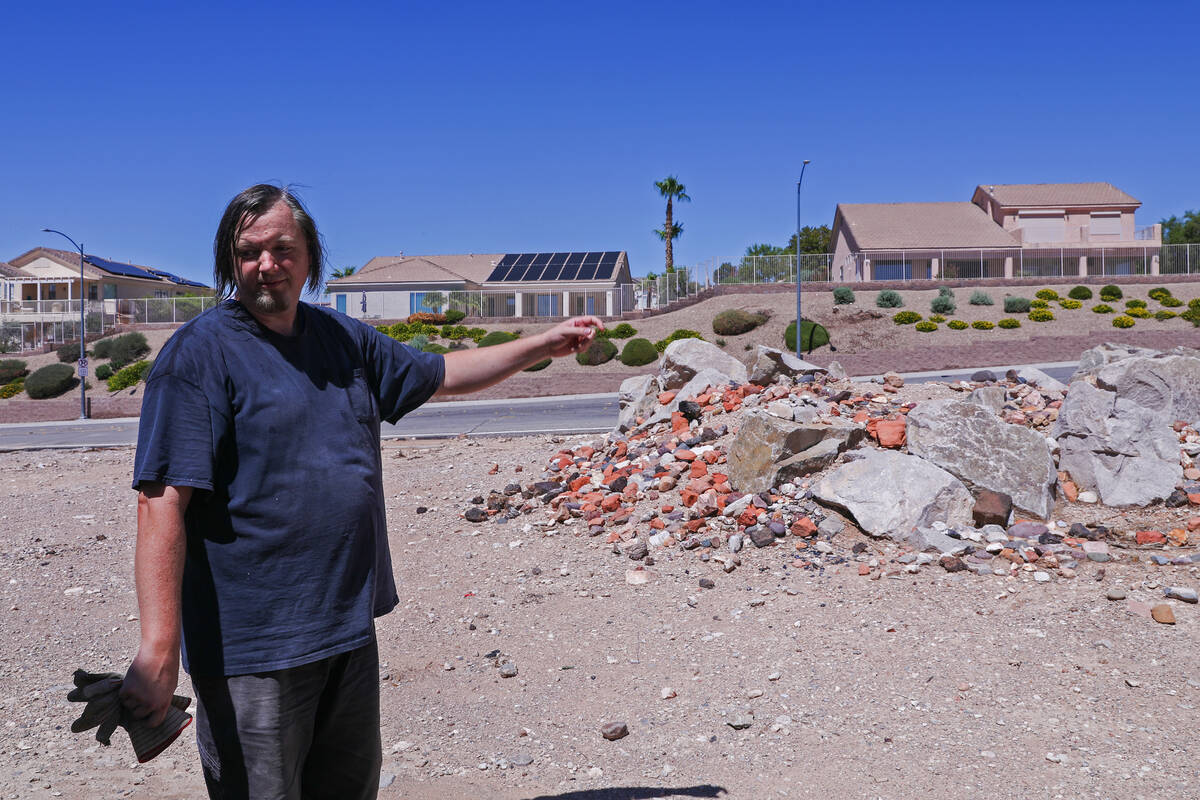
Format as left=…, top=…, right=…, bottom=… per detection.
left=464, top=507, right=488, bottom=523
left=499, top=662, right=518, bottom=678
left=727, top=714, right=753, bottom=730
left=1164, top=587, right=1198, bottom=604
left=698, top=578, right=716, bottom=589
left=1151, top=604, right=1176, bottom=625
left=1077, top=491, right=1098, bottom=504
left=601, top=722, right=629, bottom=740
left=661, top=687, right=677, bottom=699
left=1106, top=588, right=1127, bottom=601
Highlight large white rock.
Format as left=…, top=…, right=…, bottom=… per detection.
left=658, top=338, right=748, bottom=391
left=906, top=398, right=1057, bottom=519
left=615, top=374, right=659, bottom=433
left=748, top=346, right=826, bottom=386
left=725, top=411, right=864, bottom=494
left=813, top=450, right=974, bottom=539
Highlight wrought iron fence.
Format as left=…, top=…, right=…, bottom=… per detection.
left=713, top=254, right=833, bottom=285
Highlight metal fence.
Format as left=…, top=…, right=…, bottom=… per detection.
left=711, top=244, right=1200, bottom=284
left=0, top=296, right=221, bottom=353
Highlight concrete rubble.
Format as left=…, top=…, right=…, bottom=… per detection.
left=462, top=340, right=1200, bottom=615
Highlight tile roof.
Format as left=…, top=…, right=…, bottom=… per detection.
left=330, top=254, right=504, bottom=286
left=0, top=261, right=30, bottom=278
left=835, top=202, right=1020, bottom=250
left=975, top=182, right=1139, bottom=207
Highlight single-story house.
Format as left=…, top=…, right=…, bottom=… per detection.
left=326, top=251, right=634, bottom=320
left=5, top=247, right=210, bottom=308
left=829, top=182, right=1162, bottom=281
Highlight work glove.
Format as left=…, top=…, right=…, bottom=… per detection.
left=67, top=668, right=194, bottom=762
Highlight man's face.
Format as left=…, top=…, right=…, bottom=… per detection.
left=234, top=201, right=310, bottom=321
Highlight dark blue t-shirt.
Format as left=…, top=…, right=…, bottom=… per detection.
left=132, top=300, right=444, bottom=677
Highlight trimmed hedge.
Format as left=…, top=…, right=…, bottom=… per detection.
left=875, top=290, right=903, bottom=308
left=0, top=359, right=28, bottom=383
left=784, top=320, right=830, bottom=351
left=1029, top=308, right=1054, bottom=322
left=1068, top=285, right=1093, bottom=300
left=1092, top=304, right=1114, bottom=313
left=1004, top=296, right=1031, bottom=313
left=947, top=319, right=968, bottom=330
left=25, top=363, right=77, bottom=399
left=619, top=338, right=659, bottom=366
left=1030, top=299, right=1049, bottom=309
left=1127, top=307, right=1151, bottom=319
left=893, top=311, right=922, bottom=325
left=407, top=311, right=447, bottom=325
left=95, top=363, right=114, bottom=380
left=1099, top=284, right=1122, bottom=301
left=575, top=338, right=617, bottom=366
left=0, top=379, right=24, bottom=399
left=929, top=314, right=946, bottom=323
left=107, top=360, right=154, bottom=391
left=1147, top=287, right=1172, bottom=303
left=104, top=332, right=150, bottom=370
left=832, top=286, right=855, bottom=305
left=523, top=358, right=551, bottom=372
left=477, top=330, right=519, bottom=348
left=972, top=320, right=994, bottom=330
left=969, top=290, right=993, bottom=306
left=1156, top=310, right=1178, bottom=320
left=1059, top=299, right=1082, bottom=309
left=444, top=309, right=467, bottom=324
left=930, top=294, right=956, bottom=315
left=1035, top=289, right=1059, bottom=301
left=598, top=322, right=637, bottom=339
left=1125, top=299, right=1147, bottom=309
left=998, top=318, right=1021, bottom=329
left=655, top=329, right=704, bottom=352
left=57, top=342, right=85, bottom=363
left=1112, top=315, right=1135, bottom=328
left=712, top=309, right=767, bottom=336
left=915, top=321, right=937, bottom=332
left=1161, top=295, right=1183, bottom=307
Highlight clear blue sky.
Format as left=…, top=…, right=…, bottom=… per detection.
left=2, top=0, right=1195, bottom=285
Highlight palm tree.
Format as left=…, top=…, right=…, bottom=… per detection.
left=654, top=176, right=690, bottom=273
left=330, top=266, right=356, bottom=279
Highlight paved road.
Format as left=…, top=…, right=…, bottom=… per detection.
left=0, top=362, right=1079, bottom=451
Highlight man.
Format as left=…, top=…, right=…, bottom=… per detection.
left=119, top=184, right=601, bottom=798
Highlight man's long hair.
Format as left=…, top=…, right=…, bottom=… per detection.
left=213, top=184, right=324, bottom=300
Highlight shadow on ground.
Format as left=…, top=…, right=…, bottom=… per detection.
left=525, top=786, right=726, bottom=800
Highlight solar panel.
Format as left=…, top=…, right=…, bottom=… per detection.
left=602, top=251, right=621, bottom=264
left=514, top=253, right=534, bottom=267
left=541, top=263, right=563, bottom=280
left=557, top=263, right=580, bottom=280
left=577, top=264, right=599, bottom=280
left=530, top=253, right=550, bottom=267
left=482, top=251, right=624, bottom=282
left=565, top=252, right=584, bottom=266
left=486, top=265, right=510, bottom=282
left=85, top=255, right=158, bottom=280
left=522, top=265, right=546, bottom=281
left=549, top=252, right=568, bottom=266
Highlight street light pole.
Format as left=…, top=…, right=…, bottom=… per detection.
left=795, top=159, right=811, bottom=358
left=42, top=228, right=88, bottom=419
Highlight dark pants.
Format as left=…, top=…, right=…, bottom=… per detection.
left=192, top=641, right=382, bottom=800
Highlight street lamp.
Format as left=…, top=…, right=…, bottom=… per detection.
left=42, top=228, right=88, bottom=419
left=795, top=159, right=811, bottom=358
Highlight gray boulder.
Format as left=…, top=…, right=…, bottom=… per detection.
left=906, top=398, right=1057, bottom=519
left=1016, top=367, right=1067, bottom=393
left=748, top=346, right=826, bottom=386
left=616, top=374, right=659, bottom=433
left=1095, top=355, right=1200, bottom=424
left=812, top=450, right=974, bottom=539
left=726, top=412, right=864, bottom=494
left=659, top=338, right=747, bottom=391
left=968, top=385, right=1007, bottom=415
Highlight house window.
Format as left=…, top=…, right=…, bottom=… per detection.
left=409, top=292, right=442, bottom=314
left=48, top=285, right=57, bottom=300
left=88, top=285, right=98, bottom=301
left=335, top=294, right=347, bottom=314
left=1090, top=212, right=1121, bottom=236
left=1017, top=213, right=1066, bottom=243
left=873, top=262, right=912, bottom=281
left=535, top=294, right=559, bottom=316
left=103, top=283, right=117, bottom=299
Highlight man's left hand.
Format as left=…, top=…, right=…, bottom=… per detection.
left=539, top=316, right=603, bottom=358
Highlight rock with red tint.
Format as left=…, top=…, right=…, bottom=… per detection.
left=1151, top=604, right=1176, bottom=625
left=874, top=419, right=907, bottom=448
left=1167, top=528, right=1188, bottom=547
left=1188, top=516, right=1200, bottom=532
left=791, top=516, right=817, bottom=537
left=674, top=449, right=696, bottom=461
left=1060, top=480, right=1078, bottom=502
left=600, top=494, right=622, bottom=512
left=657, top=391, right=677, bottom=405
left=972, top=489, right=1012, bottom=528
left=1135, top=530, right=1166, bottom=546
left=671, top=412, right=690, bottom=434
left=857, top=563, right=871, bottom=576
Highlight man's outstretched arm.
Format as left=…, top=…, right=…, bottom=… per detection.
left=434, top=316, right=603, bottom=397
left=119, top=483, right=192, bottom=728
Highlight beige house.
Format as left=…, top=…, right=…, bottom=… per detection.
left=5, top=247, right=210, bottom=309
left=327, top=251, right=635, bottom=320
left=829, top=182, right=1162, bottom=282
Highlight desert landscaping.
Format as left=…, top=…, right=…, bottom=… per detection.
left=1, top=281, right=1199, bottom=797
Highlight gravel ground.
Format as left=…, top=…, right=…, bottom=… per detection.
left=2, top=434, right=1198, bottom=799
left=3, top=282, right=1199, bottom=422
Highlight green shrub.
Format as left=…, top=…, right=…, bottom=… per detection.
left=466, top=327, right=487, bottom=343
left=524, top=358, right=551, bottom=372
left=1161, top=295, right=1183, bottom=307
left=655, top=329, right=705, bottom=352
left=57, top=342, right=85, bottom=363
left=107, top=360, right=153, bottom=391
left=599, top=322, right=637, bottom=339
left=784, top=320, right=830, bottom=351
left=712, top=309, right=767, bottom=336
left=1058, top=298, right=1082, bottom=310
left=1099, top=284, right=1122, bottom=301
left=875, top=290, right=903, bottom=308
left=1182, top=307, right=1200, bottom=326
left=92, top=338, right=115, bottom=359
left=1155, top=310, right=1178, bottom=320
left=832, top=286, right=855, bottom=305
left=1127, top=307, right=1150, bottom=319
left=444, top=309, right=467, bottom=324
left=104, top=332, right=150, bottom=370
left=998, top=318, right=1021, bottom=329
left=1125, top=299, right=1147, bottom=309
left=892, top=311, right=922, bottom=325
left=1092, top=304, right=1114, bottom=313
left=937, top=285, right=953, bottom=297
left=1004, top=296, right=1031, bottom=313
left=1067, top=285, right=1093, bottom=300
left=25, top=363, right=77, bottom=399
left=95, top=363, right=114, bottom=380
left=929, top=314, right=946, bottom=324
left=0, top=379, right=24, bottom=399
left=1030, top=298, right=1049, bottom=309
left=0, top=359, right=27, bottom=383
left=972, top=320, right=994, bottom=330
left=1112, top=315, right=1135, bottom=329
left=1029, top=308, right=1055, bottom=322
left=1147, top=287, right=1172, bottom=303
left=1190, top=298, right=1200, bottom=311
left=1035, top=289, right=1059, bottom=301
left=715, top=338, right=726, bottom=348
left=477, top=330, right=519, bottom=348
left=969, top=290, right=993, bottom=306
left=914, top=321, right=937, bottom=332
left=930, top=294, right=956, bottom=315
left=947, top=319, right=968, bottom=330
left=575, top=338, right=617, bottom=366
left=619, top=337, right=659, bottom=367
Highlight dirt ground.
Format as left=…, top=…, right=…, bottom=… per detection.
left=3, top=281, right=1200, bottom=422
left=2, top=432, right=1198, bottom=800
